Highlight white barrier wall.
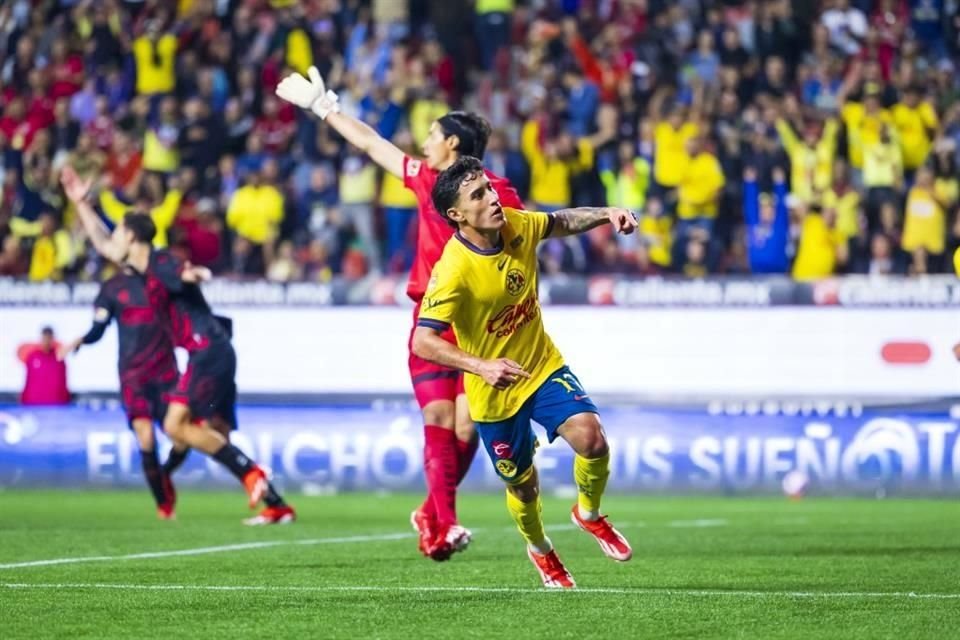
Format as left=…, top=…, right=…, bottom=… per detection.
left=1, top=307, right=958, bottom=396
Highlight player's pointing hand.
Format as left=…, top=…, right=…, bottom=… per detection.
left=479, top=358, right=532, bottom=390
left=607, top=208, right=638, bottom=235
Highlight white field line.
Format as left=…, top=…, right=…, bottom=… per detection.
left=0, top=522, right=620, bottom=571
left=0, top=532, right=416, bottom=570
left=1, top=582, right=958, bottom=600
left=0, top=517, right=761, bottom=571
left=667, top=519, right=728, bottom=528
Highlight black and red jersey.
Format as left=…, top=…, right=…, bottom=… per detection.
left=147, top=249, right=231, bottom=352
left=85, top=267, right=178, bottom=380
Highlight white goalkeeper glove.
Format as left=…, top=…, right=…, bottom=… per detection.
left=275, top=66, right=341, bottom=120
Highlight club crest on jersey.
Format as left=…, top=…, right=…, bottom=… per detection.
left=406, top=160, right=422, bottom=177
left=505, top=269, right=526, bottom=296
left=496, top=459, right=518, bottom=478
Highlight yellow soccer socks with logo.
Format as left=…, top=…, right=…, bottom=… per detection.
left=505, top=487, right=551, bottom=553
left=574, top=453, right=610, bottom=520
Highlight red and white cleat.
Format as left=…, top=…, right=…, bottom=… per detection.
left=241, top=467, right=268, bottom=509
left=157, top=503, right=176, bottom=520
left=570, top=506, right=633, bottom=562
left=243, top=505, right=296, bottom=526
left=427, top=523, right=472, bottom=561
left=527, top=547, right=576, bottom=589
left=410, top=508, right=436, bottom=557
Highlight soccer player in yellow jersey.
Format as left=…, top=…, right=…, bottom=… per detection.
left=412, top=156, right=636, bottom=588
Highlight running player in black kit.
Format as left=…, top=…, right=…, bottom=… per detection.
left=61, top=167, right=294, bottom=524
left=59, top=266, right=184, bottom=519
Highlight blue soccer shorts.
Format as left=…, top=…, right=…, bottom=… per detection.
left=476, top=365, right=599, bottom=483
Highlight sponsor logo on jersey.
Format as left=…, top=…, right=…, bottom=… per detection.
left=510, top=235, right=524, bottom=249
left=492, top=441, right=513, bottom=458
left=486, top=295, right=539, bottom=338
left=406, top=160, right=422, bottom=177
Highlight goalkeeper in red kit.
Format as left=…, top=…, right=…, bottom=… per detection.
left=277, top=67, right=524, bottom=560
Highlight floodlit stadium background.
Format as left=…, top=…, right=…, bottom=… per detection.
left=1, top=0, right=958, bottom=495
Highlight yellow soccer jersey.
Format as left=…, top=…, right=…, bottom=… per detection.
left=418, top=208, right=565, bottom=422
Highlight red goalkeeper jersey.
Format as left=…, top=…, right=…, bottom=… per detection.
left=402, top=155, right=523, bottom=302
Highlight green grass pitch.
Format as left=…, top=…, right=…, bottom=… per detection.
left=1, top=490, right=957, bottom=639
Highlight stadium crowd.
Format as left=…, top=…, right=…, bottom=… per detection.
left=1, top=0, right=959, bottom=283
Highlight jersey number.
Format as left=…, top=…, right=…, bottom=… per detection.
left=551, top=373, right=583, bottom=394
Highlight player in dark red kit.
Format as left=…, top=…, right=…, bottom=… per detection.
left=277, top=67, right=524, bottom=559
left=61, top=167, right=294, bottom=525
left=59, top=267, right=183, bottom=519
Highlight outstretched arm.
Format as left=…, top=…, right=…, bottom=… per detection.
left=58, top=308, right=111, bottom=360
left=324, top=112, right=405, bottom=177
left=276, top=66, right=405, bottom=178
left=60, top=166, right=127, bottom=264
left=547, top=206, right=638, bottom=238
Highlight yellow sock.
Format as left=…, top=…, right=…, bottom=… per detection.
left=574, top=453, right=610, bottom=518
left=505, top=488, right=549, bottom=552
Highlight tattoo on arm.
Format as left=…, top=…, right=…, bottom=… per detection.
left=549, top=207, right=611, bottom=238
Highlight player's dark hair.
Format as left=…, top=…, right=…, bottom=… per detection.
left=432, top=155, right=485, bottom=228
left=437, top=111, right=491, bottom=159
left=123, top=212, right=157, bottom=244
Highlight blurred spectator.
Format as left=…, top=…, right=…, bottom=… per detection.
left=50, top=99, right=80, bottom=165
left=483, top=129, right=529, bottom=202
left=380, top=131, right=418, bottom=273
left=100, top=172, right=182, bottom=248
left=338, top=148, right=379, bottom=273
left=774, top=102, right=839, bottom=204
left=267, top=239, right=301, bottom=282
left=179, top=98, right=224, bottom=189
left=522, top=116, right=602, bottom=211
left=792, top=202, right=844, bottom=281
left=475, top=0, right=514, bottom=71
left=24, top=212, right=74, bottom=281
left=0, top=0, right=956, bottom=284
left=65, top=132, right=106, bottom=182
left=637, top=197, right=673, bottom=271
left=821, top=0, right=868, bottom=57
left=173, top=196, right=224, bottom=270
left=132, top=19, right=177, bottom=97
left=822, top=161, right=862, bottom=241
left=863, top=124, right=904, bottom=225
left=18, top=326, right=70, bottom=406
left=743, top=167, right=789, bottom=274
left=600, top=140, right=650, bottom=215
left=227, top=164, right=284, bottom=275
left=892, top=84, right=939, bottom=175
left=142, top=96, right=181, bottom=175
left=86, top=96, right=116, bottom=151
left=674, top=135, right=725, bottom=266
left=562, top=66, right=600, bottom=138
left=104, top=130, right=143, bottom=191
left=902, top=166, right=947, bottom=266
